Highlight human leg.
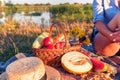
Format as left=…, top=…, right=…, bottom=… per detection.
left=94, top=13, right=120, bottom=56
left=94, top=33, right=120, bottom=56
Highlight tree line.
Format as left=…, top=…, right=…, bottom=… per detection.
left=49, top=4, right=93, bottom=23
left=0, top=3, right=93, bottom=23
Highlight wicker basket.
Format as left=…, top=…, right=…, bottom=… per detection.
left=32, top=22, right=81, bottom=67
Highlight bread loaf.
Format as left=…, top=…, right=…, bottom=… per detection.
left=53, top=34, right=65, bottom=43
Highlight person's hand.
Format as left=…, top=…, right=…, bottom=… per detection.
left=109, top=30, right=120, bottom=43
left=115, top=27, right=120, bottom=31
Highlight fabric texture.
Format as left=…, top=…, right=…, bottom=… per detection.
left=92, top=0, right=120, bottom=37
left=92, top=0, right=120, bottom=24
left=0, top=53, right=34, bottom=74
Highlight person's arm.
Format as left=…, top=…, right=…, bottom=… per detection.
left=92, top=0, right=113, bottom=41
left=95, top=21, right=113, bottom=41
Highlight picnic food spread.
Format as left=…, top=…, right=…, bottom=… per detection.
left=32, top=23, right=81, bottom=67
left=31, top=23, right=118, bottom=80
left=61, top=51, right=93, bottom=74
left=1, top=23, right=119, bottom=80
left=32, top=33, right=65, bottom=49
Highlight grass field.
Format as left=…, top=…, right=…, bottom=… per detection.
left=0, top=19, right=94, bottom=62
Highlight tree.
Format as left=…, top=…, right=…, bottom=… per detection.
left=49, top=3, right=93, bottom=23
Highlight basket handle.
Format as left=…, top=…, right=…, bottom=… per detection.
left=49, top=22, right=69, bottom=48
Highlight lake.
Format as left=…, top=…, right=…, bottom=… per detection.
left=0, top=11, right=51, bottom=27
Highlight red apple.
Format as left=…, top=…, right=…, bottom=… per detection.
left=54, top=42, right=65, bottom=49
left=46, top=44, right=54, bottom=49
left=43, top=37, right=53, bottom=47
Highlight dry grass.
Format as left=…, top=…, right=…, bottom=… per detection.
left=0, top=20, right=94, bottom=61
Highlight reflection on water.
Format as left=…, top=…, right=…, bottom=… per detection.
left=0, top=12, right=51, bottom=27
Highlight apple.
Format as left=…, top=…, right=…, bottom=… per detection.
left=54, top=42, right=65, bottom=49
left=46, top=44, right=54, bottom=49
left=42, top=37, right=53, bottom=47
left=32, top=32, right=49, bottom=48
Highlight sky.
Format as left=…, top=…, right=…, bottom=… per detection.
left=3, top=0, right=93, bottom=5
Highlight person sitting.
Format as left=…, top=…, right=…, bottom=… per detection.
left=92, top=0, right=120, bottom=57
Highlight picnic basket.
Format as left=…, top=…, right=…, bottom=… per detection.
left=32, top=22, right=81, bottom=67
